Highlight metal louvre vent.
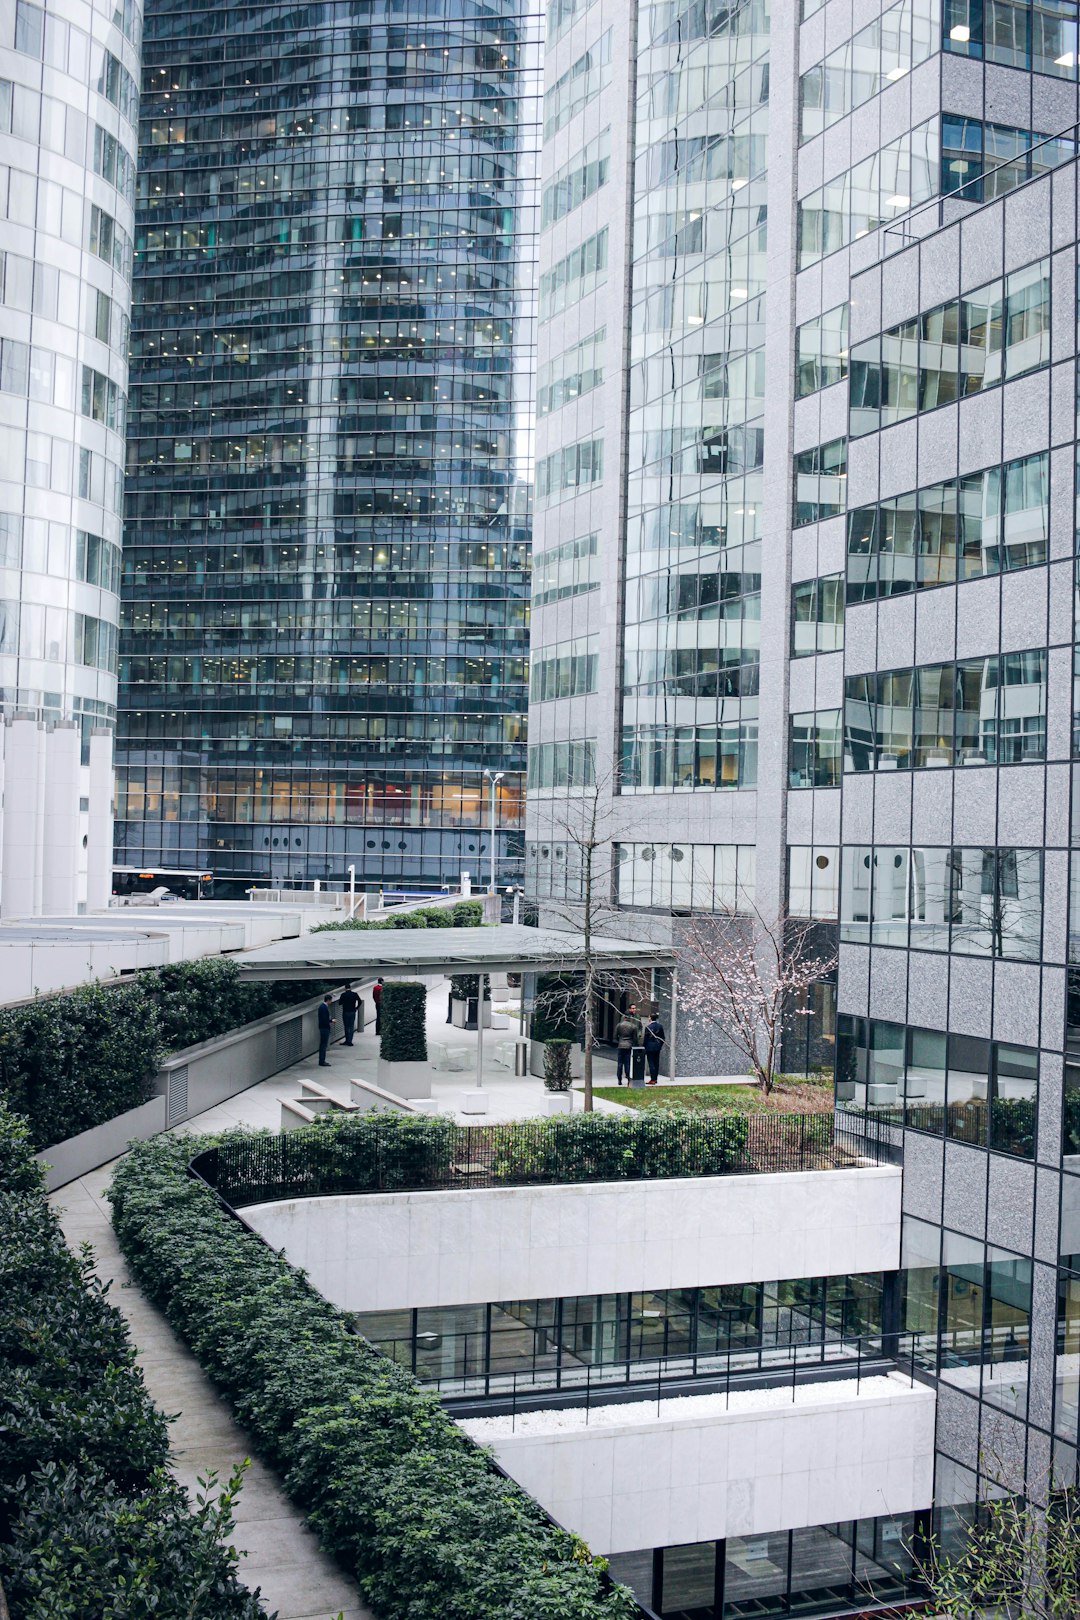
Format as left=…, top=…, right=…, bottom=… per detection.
left=276, top=1016, right=302, bottom=1071
left=166, top=1065, right=189, bottom=1126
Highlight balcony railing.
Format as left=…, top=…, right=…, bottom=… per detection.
left=189, top=1108, right=897, bottom=1208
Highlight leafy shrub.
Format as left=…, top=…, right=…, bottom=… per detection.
left=0, top=960, right=323, bottom=1151
left=451, top=899, right=485, bottom=926
left=109, top=1136, right=636, bottom=1620
left=0, top=1100, right=265, bottom=1619
left=388, top=909, right=429, bottom=929
left=543, top=1040, right=573, bottom=1092
left=379, top=981, right=427, bottom=1063
left=310, top=918, right=393, bottom=934
left=489, top=1109, right=751, bottom=1184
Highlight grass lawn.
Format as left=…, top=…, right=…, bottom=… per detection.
left=583, top=1078, right=834, bottom=1115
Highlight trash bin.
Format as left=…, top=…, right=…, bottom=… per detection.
left=514, top=1037, right=529, bottom=1076
left=629, top=1046, right=647, bottom=1087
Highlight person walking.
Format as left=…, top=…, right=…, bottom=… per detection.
left=372, top=977, right=384, bottom=1035
left=339, top=982, right=360, bottom=1046
left=614, top=1003, right=642, bottom=1085
left=643, top=1012, right=666, bottom=1085
left=318, top=993, right=334, bottom=1067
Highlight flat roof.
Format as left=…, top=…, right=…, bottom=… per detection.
left=234, top=924, right=675, bottom=980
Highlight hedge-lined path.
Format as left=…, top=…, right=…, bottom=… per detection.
left=51, top=1158, right=374, bottom=1620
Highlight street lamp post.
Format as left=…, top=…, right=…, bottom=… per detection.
left=483, top=768, right=504, bottom=894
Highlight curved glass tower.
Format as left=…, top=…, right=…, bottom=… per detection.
left=117, top=0, right=539, bottom=895
left=0, top=0, right=137, bottom=741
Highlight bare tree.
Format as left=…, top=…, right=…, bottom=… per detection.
left=526, top=772, right=640, bottom=1113
left=679, top=901, right=838, bottom=1095
left=911, top=1472, right=1080, bottom=1619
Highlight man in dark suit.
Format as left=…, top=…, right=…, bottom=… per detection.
left=318, top=993, right=334, bottom=1066
left=339, top=982, right=360, bottom=1046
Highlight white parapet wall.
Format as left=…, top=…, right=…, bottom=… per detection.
left=242, top=1165, right=902, bottom=1311
left=458, top=1374, right=936, bottom=1555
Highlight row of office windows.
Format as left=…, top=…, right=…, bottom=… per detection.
left=532, top=532, right=599, bottom=606
left=529, top=635, right=598, bottom=703
left=535, top=437, right=603, bottom=505
left=0, top=81, right=136, bottom=207
left=849, top=259, right=1050, bottom=436
left=0, top=604, right=117, bottom=671
left=0, top=516, right=121, bottom=592
left=942, top=115, right=1076, bottom=201
left=2, top=426, right=123, bottom=516
left=541, top=129, right=609, bottom=229
left=845, top=654, right=1047, bottom=772
left=793, top=438, right=847, bottom=526
left=846, top=452, right=1048, bottom=600
left=620, top=720, right=758, bottom=792
left=544, top=28, right=611, bottom=139
left=839, top=845, right=1043, bottom=960
left=0, top=253, right=122, bottom=352
left=538, top=226, right=607, bottom=321
left=798, top=119, right=937, bottom=268
left=792, top=575, right=844, bottom=656
left=0, top=164, right=132, bottom=278
left=526, top=737, right=595, bottom=790
left=10, top=0, right=139, bottom=121
left=615, top=841, right=757, bottom=912
left=795, top=303, right=848, bottom=398
left=839, top=1017, right=1038, bottom=1159
left=537, top=327, right=605, bottom=417
left=353, top=1275, right=884, bottom=1390
left=944, top=0, right=1080, bottom=73
left=799, top=0, right=937, bottom=144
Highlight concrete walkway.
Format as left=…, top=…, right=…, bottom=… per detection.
left=51, top=1161, right=374, bottom=1618
left=45, top=973, right=701, bottom=1613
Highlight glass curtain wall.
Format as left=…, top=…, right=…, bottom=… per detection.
left=118, top=0, right=540, bottom=891
left=621, top=0, right=770, bottom=796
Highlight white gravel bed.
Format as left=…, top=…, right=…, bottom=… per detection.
left=458, top=1373, right=909, bottom=1440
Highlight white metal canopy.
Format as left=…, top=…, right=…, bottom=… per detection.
left=234, top=923, right=675, bottom=981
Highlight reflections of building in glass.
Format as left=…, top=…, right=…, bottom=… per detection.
left=118, top=2, right=539, bottom=889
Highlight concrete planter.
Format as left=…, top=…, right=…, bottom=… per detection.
left=377, top=1057, right=433, bottom=1100
left=36, top=1095, right=167, bottom=1192
left=542, top=1092, right=572, bottom=1115
left=451, top=998, right=491, bottom=1029
left=37, top=990, right=330, bottom=1189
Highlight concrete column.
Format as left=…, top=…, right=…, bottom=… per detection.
left=86, top=727, right=114, bottom=912
left=42, top=722, right=81, bottom=915
left=1, top=715, right=44, bottom=917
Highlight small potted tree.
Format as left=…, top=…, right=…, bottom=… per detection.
left=529, top=973, right=584, bottom=1080
left=377, top=980, right=431, bottom=1099
left=542, top=1039, right=574, bottom=1115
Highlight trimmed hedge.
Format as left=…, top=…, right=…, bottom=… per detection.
left=488, top=1108, right=751, bottom=1183
left=0, top=1102, right=265, bottom=1619
left=312, top=900, right=485, bottom=935
left=109, top=1136, right=639, bottom=1620
left=378, top=980, right=428, bottom=1064
left=0, top=958, right=324, bottom=1151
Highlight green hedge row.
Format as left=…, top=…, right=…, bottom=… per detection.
left=378, top=980, right=428, bottom=1063
left=0, top=957, right=325, bottom=1151
left=0, top=1102, right=265, bottom=1619
left=109, top=1135, right=638, bottom=1620
left=312, top=898, right=484, bottom=934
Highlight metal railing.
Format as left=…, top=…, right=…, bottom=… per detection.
left=883, top=119, right=1079, bottom=254
left=376, top=1327, right=925, bottom=1413
left=189, top=1108, right=898, bottom=1208
left=437, top=1330, right=925, bottom=1432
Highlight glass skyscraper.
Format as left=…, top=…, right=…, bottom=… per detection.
left=117, top=0, right=539, bottom=894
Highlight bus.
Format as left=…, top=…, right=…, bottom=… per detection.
left=112, top=866, right=213, bottom=901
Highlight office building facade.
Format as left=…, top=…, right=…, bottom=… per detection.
left=117, top=0, right=540, bottom=895
left=525, top=0, right=1080, bottom=1597
left=0, top=0, right=138, bottom=910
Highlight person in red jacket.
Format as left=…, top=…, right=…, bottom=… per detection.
left=372, top=977, right=384, bottom=1035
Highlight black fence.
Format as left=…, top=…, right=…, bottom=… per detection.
left=190, top=1108, right=897, bottom=1209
